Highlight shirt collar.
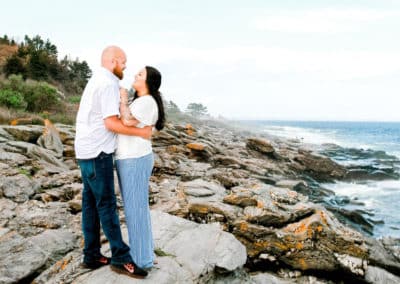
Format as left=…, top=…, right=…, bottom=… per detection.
left=99, top=67, right=119, bottom=83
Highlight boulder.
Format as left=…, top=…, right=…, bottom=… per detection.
left=293, top=150, right=347, bottom=181
left=0, top=174, right=40, bottom=203
left=0, top=229, right=77, bottom=284
left=246, top=138, right=275, bottom=156
left=37, top=119, right=64, bottom=158
left=36, top=210, right=247, bottom=283
left=1, top=125, right=44, bottom=143
left=6, top=141, right=69, bottom=173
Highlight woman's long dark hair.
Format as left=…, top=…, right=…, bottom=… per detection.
left=133, top=66, right=165, bottom=131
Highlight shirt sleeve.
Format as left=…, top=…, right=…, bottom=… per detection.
left=99, top=84, right=120, bottom=119
left=129, top=97, right=158, bottom=126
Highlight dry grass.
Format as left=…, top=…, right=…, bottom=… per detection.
left=0, top=104, right=77, bottom=125
left=0, top=44, right=18, bottom=68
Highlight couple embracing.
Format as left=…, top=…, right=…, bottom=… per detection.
left=74, top=46, right=165, bottom=278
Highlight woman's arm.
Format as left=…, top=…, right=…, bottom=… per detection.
left=119, top=88, right=140, bottom=126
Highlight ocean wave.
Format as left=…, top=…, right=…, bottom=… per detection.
left=262, top=125, right=342, bottom=145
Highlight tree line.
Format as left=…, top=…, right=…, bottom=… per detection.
left=0, top=34, right=91, bottom=96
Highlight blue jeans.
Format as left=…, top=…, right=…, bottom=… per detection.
left=78, top=152, right=132, bottom=265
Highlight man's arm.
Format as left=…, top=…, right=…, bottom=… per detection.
left=104, top=116, right=152, bottom=139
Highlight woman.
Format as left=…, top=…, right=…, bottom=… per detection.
left=115, top=66, right=165, bottom=270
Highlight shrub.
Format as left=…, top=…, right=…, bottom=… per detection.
left=0, top=89, right=27, bottom=109
left=24, top=81, right=61, bottom=112
left=68, top=95, right=81, bottom=104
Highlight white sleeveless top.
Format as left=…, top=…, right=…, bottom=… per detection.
left=115, top=95, right=158, bottom=160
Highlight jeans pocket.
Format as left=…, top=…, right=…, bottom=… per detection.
left=79, top=160, right=96, bottom=180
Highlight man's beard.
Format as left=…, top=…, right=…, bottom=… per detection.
left=113, top=67, right=124, bottom=80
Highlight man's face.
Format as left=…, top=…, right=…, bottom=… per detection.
left=113, top=55, right=127, bottom=80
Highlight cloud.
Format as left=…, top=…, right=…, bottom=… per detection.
left=251, top=9, right=400, bottom=33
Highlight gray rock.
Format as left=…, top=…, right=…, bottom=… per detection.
left=8, top=201, right=74, bottom=236
left=0, top=198, right=17, bottom=225
left=152, top=210, right=247, bottom=278
left=75, top=256, right=193, bottom=284
left=36, top=210, right=247, bottom=283
left=0, top=229, right=77, bottom=284
left=246, top=138, right=275, bottom=156
left=365, top=265, right=400, bottom=284
left=0, top=232, right=47, bottom=284
left=37, top=120, right=64, bottom=158
left=29, top=229, right=78, bottom=266
left=1, top=125, right=44, bottom=143
left=7, top=141, right=68, bottom=173
left=1, top=174, right=40, bottom=203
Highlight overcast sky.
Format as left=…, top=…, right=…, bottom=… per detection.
left=2, top=0, right=400, bottom=121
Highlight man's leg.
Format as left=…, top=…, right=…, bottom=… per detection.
left=87, top=152, right=131, bottom=265
left=78, top=159, right=101, bottom=263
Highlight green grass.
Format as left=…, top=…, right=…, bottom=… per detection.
left=68, top=95, right=81, bottom=104
left=18, top=168, right=32, bottom=178
left=154, top=248, right=175, bottom=257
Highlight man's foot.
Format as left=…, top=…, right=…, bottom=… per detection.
left=111, top=262, right=148, bottom=278
left=80, top=255, right=111, bottom=269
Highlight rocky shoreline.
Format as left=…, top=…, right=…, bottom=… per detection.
left=0, top=118, right=400, bottom=283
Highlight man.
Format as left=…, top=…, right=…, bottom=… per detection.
left=75, top=46, right=149, bottom=278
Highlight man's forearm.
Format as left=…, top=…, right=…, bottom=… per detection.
left=104, top=116, right=150, bottom=138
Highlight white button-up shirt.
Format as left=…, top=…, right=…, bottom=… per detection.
left=74, top=67, right=120, bottom=159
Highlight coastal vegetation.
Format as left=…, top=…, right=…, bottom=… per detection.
left=0, top=35, right=90, bottom=124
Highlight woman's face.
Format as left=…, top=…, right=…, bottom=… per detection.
left=133, top=68, right=147, bottom=91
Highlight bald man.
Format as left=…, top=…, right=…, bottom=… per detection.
left=75, top=46, right=148, bottom=278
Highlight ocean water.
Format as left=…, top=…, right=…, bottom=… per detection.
left=243, top=120, right=400, bottom=238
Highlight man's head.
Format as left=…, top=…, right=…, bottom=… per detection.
left=101, top=46, right=127, bottom=79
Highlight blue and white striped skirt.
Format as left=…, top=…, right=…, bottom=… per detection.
left=115, top=153, right=154, bottom=269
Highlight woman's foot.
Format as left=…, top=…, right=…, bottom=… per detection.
left=111, top=261, right=148, bottom=278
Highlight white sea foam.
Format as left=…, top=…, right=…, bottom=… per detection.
left=262, top=125, right=342, bottom=145
left=324, top=180, right=400, bottom=237
left=261, top=125, right=377, bottom=150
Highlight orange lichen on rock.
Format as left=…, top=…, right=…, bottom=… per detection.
left=186, top=143, right=205, bottom=151
left=295, top=242, right=304, bottom=250
left=317, top=210, right=329, bottom=226
left=189, top=204, right=209, bottom=214
left=298, top=258, right=308, bottom=270
left=256, top=200, right=264, bottom=208
left=239, top=221, right=249, bottom=231
left=61, top=259, right=69, bottom=270
left=185, top=124, right=195, bottom=135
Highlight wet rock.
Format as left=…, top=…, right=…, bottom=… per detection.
left=293, top=150, right=347, bottom=182
left=345, top=169, right=398, bottom=181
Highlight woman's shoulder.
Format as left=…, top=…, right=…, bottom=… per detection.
left=133, top=95, right=157, bottom=106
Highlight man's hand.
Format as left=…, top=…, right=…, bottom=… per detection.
left=141, top=125, right=153, bottom=140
